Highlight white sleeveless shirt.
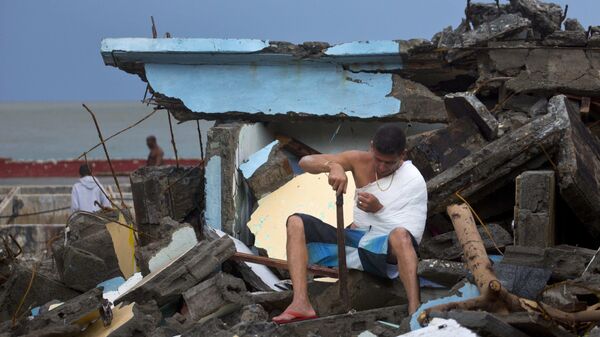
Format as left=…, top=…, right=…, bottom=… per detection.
left=352, top=160, right=428, bottom=243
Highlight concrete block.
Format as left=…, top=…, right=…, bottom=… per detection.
left=408, top=117, right=488, bottom=180
left=514, top=170, right=555, bottom=247
left=130, top=165, right=203, bottom=227
left=417, top=259, right=469, bottom=287
left=52, top=211, right=124, bottom=291
left=553, top=95, right=600, bottom=239
left=9, top=288, right=105, bottom=336
left=117, top=236, right=236, bottom=306
left=502, top=244, right=597, bottom=281
left=61, top=246, right=109, bottom=292
left=419, top=223, right=512, bottom=260
left=510, top=0, right=563, bottom=36
left=183, top=272, right=250, bottom=321
left=0, top=263, right=81, bottom=322
left=239, top=141, right=294, bottom=199
left=444, top=92, right=499, bottom=140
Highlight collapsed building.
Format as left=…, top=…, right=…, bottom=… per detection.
left=1, top=0, right=600, bottom=336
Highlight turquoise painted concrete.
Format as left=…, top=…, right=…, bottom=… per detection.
left=239, top=140, right=278, bottom=179
left=145, top=63, right=400, bottom=117
left=101, top=38, right=269, bottom=54
left=325, top=40, right=400, bottom=56
left=205, top=156, right=222, bottom=230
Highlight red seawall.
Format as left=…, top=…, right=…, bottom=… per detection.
left=0, top=157, right=201, bottom=178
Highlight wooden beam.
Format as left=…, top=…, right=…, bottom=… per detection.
left=231, top=252, right=339, bottom=278
left=275, top=134, right=321, bottom=158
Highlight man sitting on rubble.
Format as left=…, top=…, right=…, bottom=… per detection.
left=272, top=124, right=427, bottom=323
left=71, top=164, right=111, bottom=213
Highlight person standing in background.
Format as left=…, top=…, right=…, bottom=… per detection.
left=71, top=164, right=111, bottom=213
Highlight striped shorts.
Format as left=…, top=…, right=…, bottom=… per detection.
left=294, top=213, right=419, bottom=279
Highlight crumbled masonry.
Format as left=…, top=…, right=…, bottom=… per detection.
left=2, top=0, right=600, bottom=336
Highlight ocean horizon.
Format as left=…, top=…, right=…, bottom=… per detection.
left=0, top=101, right=213, bottom=161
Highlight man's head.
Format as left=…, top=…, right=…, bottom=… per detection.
left=79, top=164, right=92, bottom=177
left=146, top=135, right=157, bottom=149
left=370, top=124, right=407, bottom=177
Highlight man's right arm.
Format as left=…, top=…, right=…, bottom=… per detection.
left=299, top=151, right=358, bottom=195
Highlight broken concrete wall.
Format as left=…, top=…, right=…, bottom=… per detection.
left=135, top=217, right=198, bottom=276
left=238, top=141, right=294, bottom=200
left=204, top=122, right=273, bottom=244
left=130, top=165, right=203, bottom=228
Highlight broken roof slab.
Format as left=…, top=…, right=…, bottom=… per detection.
left=101, top=38, right=446, bottom=122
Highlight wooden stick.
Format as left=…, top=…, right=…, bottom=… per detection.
left=336, top=193, right=350, bottom=311
left=230, top=252, right=339, bottom=278
left=167, top=110, right=179, bottom=168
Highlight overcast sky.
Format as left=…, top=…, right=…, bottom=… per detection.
left=1, top=0, right=597, bottom=102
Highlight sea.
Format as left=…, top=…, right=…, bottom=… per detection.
left=0, top=101, right=214, bottom=161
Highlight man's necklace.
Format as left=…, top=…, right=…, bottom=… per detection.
left=375, top=170, right=395, bottom=191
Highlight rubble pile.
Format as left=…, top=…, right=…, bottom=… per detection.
left=1, top=0, right=600, bottom=336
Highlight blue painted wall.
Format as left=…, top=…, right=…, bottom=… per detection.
left=145, top=63, right=400, bottom=118
left=204, top=156, right=222, bottom=230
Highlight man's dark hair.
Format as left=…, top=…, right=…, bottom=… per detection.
left=79, top=164, right=92, bottom=177
left=372, top=124, right=406, bottom=155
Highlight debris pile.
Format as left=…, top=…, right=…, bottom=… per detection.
left=2, top=0, right=600, bottom=336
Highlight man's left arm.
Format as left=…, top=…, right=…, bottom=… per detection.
left=357, top=192, right=383, bottom=213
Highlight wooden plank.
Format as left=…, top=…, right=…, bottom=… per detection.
left=231, top=252, right=339, bottom=278
left=275, top=134, right=321, bottom=157
left=335, top=193, right=350, bottom=311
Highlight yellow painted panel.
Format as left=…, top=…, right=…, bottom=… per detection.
left=247, top=173, right=355, bottom=260
left=79, top=303, right=134, bottom=337
left=105, top=213, right=137, bottom=279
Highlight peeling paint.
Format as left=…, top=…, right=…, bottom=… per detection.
left=147, top=226, right=198, bottom=273
left=145, top=63, right=400, bottom=117
left=239, top=140, right=278, bottom=179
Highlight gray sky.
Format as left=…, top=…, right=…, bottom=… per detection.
left=1, top=0, right=597, bottom=102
